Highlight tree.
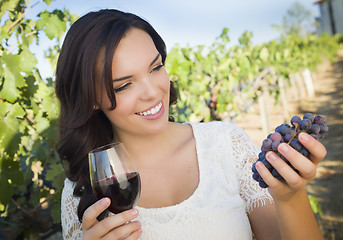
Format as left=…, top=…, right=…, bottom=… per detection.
left=0, top=0, right=77, bottom=238
left=272, top=2, right=313, bottom=38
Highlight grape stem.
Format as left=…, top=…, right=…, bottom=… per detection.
left=287, top=122, right=299, bottom=144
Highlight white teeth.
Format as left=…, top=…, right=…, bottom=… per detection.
left=137, top=102, right=162, bottom=116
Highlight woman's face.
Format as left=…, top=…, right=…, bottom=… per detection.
left=99, top=28, right=170, bottom=138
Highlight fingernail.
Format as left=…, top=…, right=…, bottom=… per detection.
left=256, top=161, right=263, bottom=170
left=130, top=208, right=138, bottom=216
left=100, top=198, right=109, bottom=206
left=267, top=152, right=276, bottom=161
left=279, top=143, right=289, bottom=153
left=300, top=132, right=309, bottom=141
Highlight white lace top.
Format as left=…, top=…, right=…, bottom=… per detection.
left=61, top=121, right=273, bottom=239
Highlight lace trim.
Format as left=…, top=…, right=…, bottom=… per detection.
left=61, top=179, right=83, bottom=239
left=228, top=122, right=273, bottom=212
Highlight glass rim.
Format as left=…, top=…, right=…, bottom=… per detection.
left=89, top=142, right=123, bottom=154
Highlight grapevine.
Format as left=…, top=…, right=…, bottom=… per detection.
left=252, top=113, right=329, bottom=188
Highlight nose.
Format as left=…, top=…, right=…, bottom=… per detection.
left=139, top=76, right=159, bottom=100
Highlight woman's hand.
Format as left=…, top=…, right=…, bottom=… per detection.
left=82, top=198, right=142, bottom=240
left=256, top=132, right=327, bottom=201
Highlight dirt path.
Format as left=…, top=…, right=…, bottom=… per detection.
left=236, top=50, right=343, bottom=240
left=301, top=53, right=343, bottom=240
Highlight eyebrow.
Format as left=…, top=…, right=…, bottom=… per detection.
left=149, top=53, right=161, bottom=68
left=113, top=53, right=161, bottom=82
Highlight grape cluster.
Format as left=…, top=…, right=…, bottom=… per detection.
left=252, top=113, right=329, bottom=188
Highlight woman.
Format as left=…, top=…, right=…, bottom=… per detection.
left=56, top=9, right=326, bottom=240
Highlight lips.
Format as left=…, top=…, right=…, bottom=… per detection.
left=135, top=101, right=163, bottom=116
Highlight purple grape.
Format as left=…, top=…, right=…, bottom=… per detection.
left=252, top=173, right=259, bottom=181
left=276, top=123, right=292, bottom=135
left=290, top=139, right=302, bottom=151
left=303, top=113, right=315, bottom=122
left=314, top=115, right=325, bottom=124
left=272, top=169, right=284, bottom=180
left=319, top=123, right=329, bottom=134
left=299, top=119, right=312, bottom=131
left=272, top=141, right=280, bottom=151
left=291, top=116, right=301, bottom=126
left=310, top=124, right=320, bottom=134
left=300, top=147, right=310, bottom=157
left=262, top=159, right=273, bottom=171
left=261, top=139, right=272, bottom=152
left=252, top=162, right=257, bottom=174
left=310, top=133, right=318, bottom=140
left=270, top=132, right=282, bottom=142
left=283, top=133, right=293, bottom=142
left=272, top=168, right=280, bottom=178
left=252, top=113, right=329, bottom=189
left=258, top=152, right=266, bottom=160
left=259, top=181, right=268, bottom=188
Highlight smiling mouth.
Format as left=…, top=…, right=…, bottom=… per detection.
left=136, top=102, right=163, bottom=116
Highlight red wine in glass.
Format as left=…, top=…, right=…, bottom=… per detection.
left=92, top=172, right=140, bottom=214
left=89, top=143, right=141, bottom=214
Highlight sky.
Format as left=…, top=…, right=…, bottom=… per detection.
left=26, top=0, right=320, bottom=79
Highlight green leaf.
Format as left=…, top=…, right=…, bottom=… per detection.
left=35, top=115, right=50, bottom=133
left=0, top=177, right=14, bottom=204
left=43, top=0, right=53, bottom=6
left=3, top=132, right=21, bottom=157
left=0, top=0, right=19, bottom=18
left=0, top=102, right=26, bottom=156
left=2, top=158, right=24, bottom=185
left=19, top=47, right=38, bottom=73
left=0, top=101, right=12, bottom=117
left=37, top=11, right=66, bottom=40
left=0, top=54, right=26, bottom=102
left=9, top=102, right=26, bottom=119
left=22, top=75, right=38, bottom=98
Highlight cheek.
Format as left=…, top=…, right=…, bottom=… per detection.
left=106, top=92, right=137, bottom=119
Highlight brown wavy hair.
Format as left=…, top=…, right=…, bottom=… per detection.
left=55, top=9, right=177, bottom=222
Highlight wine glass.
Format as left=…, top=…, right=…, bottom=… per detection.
left=89, top=142, right=141, bottom=214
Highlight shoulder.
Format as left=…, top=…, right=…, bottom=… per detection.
left=63, top=177, right=76, bottom=190
left=61, top=178, right=77, bottom=201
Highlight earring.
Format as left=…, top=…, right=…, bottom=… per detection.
left=93, top=106, right=97, bottom=110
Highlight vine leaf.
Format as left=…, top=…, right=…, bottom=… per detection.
left=36, top=11, right=66, bottom=40
left=0, top=0, right=19, bottom=18
left=1, top=54, right=25, bottom=102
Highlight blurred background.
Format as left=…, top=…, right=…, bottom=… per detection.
left=0, top=0, right=342, bottom=239
left=28, top=0, right=321, bottom=79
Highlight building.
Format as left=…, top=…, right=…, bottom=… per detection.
left=314, top=0, right=343, bottom=35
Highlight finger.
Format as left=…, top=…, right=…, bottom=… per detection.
left=125, top=228, right=143, bottom=240
left=91, top=208, right=139, bottom=238
left=298, top=132, right=327, bottom=164
left=103, top=221, right=142, bottom=240
left=277, top=143, right=316, bottom=180
left=266, top=151, right=304, bottom=190
left=82, top=198, right=110, bottom=230
left=255, top=160, right=287, bottom=190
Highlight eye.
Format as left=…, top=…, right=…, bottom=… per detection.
left=114, top=83, right=131, bottom=93
left=151, top=64, right=164, bottom=73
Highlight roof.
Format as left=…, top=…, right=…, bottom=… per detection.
left=314, top=0, right=326, bottom=4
